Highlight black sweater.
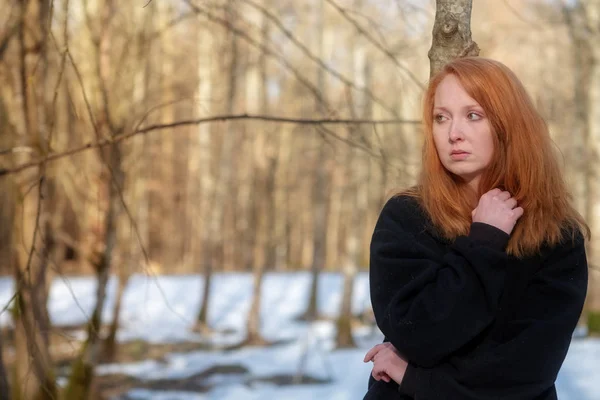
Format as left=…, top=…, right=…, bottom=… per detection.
left=364, top=195, right=588, bottom=400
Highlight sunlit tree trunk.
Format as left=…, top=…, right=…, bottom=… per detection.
left=102, top=0, right=154, bottom=362
left=305, top=0, right=329, bottom=321
left=64, top=0, right=123, bottom=396
left=245, top=0, right=272, bottom=345
left=429, top=0, right=479, bottom=77
left=195, top=2, right=239, bottom=330
left=64, top=144, right=122, bottom=399
left=336, top=27, right=371, bottom=347
left=12, top=0, right=57, bottom=398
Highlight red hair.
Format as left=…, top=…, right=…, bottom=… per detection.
left=403, top=57, right=589, bottom=257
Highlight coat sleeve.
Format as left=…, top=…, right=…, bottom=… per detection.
left=370, top=196, right=510, bottom=367
left=398, top=230, right=588, bottom=399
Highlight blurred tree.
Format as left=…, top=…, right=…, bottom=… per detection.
left=562, top=0, right=600, bottom=333
left=10, top=0, right=59, bottom=398
left=64, top=0, right=126, bottom=396
left=195, top=0, right=241, bottom=332
left=245, top=0, right=273, bottom=346
left=304, top=0, right=330, bottom=322
left=335, top=2, right=371, bottom=347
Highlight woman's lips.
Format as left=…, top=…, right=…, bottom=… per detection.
left=450, top=151, right=470, bottom=160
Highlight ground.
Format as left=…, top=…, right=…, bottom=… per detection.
left=0, top=272, right=598, bottom=399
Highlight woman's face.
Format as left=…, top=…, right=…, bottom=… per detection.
left=432, top=74, right=495, bottom=191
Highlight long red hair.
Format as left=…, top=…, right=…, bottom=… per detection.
left=403, top=57, right=589, bottom=257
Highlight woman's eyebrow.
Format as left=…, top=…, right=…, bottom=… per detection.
left=433, top=104, right=482, bottom=112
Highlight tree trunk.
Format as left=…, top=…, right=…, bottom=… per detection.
left=196, top=1, right=240, bottom=330
left=12, top=0, right=57, bottom=398
left=428, top=0, right=479, bottom=77
left=0, top=329, right=10, bottom=400
left=13, top=184, right=57, bottom=400
left=336, top=31, right=370, bottom=348
left=101, top=272, right=127, bottom=362
left=245, top=0, right=271, bottom=346
left=64, top=0, right=123, bottom=395
left=305, top=0, right=329, bottom=321
left=194, top=25, right=216, bottom=332
left=102, top=1, right=154, bottom=360
left=63, top=144, right=123, bottom=399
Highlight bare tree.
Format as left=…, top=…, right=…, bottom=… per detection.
left=245, top=0, right=273, bottom=346
left=11, top=0, right=58, bottom=398
left=196, top=0, right=241, bottom=331
left=336, top=7, right=371, bottom=346
left=64, top=0, right=127, bottom=396
left=304, top=0, right=330, bottom=322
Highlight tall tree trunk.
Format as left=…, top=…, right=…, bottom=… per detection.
left=102, top=269, right=126, bottom=362
left=336, top=31, right=370, bottom=348
left=103, top=1, right=154, bottom=360
left=305, top=0, right=329, bottom=321
left=245, top=0, right=271, bottom=346
left=429, top=0, right=479, bottom=77
left=64, top=0, right=123, bottom=396
left=159, top=1, right=178, bottom=269
left=12, top=0, right=57, bottom=398
left=0, top=329, right=10, bottom=400
left=276, top=127, right=293, bottom=270
left=63, top=145, right=122, bottom=399
left=196, top=2, right=239, bottom=329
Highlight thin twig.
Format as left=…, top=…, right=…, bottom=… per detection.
left=65, top=31, right=191, bottom=327
left=183, top=0, right=327, bottom=107
left=241, top=0, right=400, bottom=117
left=325, top=0, right=425, bottom=89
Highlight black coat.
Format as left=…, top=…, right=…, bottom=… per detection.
left=364, top=195, right=588, bottom=400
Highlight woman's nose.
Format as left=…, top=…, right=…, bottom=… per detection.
left=448, top=121, right=464, bottom=142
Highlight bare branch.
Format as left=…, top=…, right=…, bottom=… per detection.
left=241, top=0, right=400, bottom=117
left=0, top=114, right=419, bottom=177
left=325, top=0, right=425, bottom=89
left=183, top=0, right=329, bottom=108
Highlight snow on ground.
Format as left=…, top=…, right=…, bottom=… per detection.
left=0, top=272, right=598, bottom=399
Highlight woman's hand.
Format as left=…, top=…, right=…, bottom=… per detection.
left=472, top=188, right=524, bottom=235
left=363, top=342, right=408, bottom=384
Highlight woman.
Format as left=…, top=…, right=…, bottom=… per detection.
left=362, top=57, right=589, bottom=399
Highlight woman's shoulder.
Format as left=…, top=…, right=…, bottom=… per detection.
left=540, top=223, right=586, bottom=257
left=532, top=223, right=588, bottom=277
left=377, top=191, right=430, bottom=235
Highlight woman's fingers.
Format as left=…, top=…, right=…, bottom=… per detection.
left=372, top=365, right=390, bottom=381
left=505, top=197, right=518, bottom=209
left=495, top=190, right=511, bottom=201
left=512, top=206, right=524, bottom=218
left=363, top=344, right=383, bottom=362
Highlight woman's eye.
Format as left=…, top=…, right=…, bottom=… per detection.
left=434, top=114, right=447, bottom=123
left=467, top=112, right=481, bottom=121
